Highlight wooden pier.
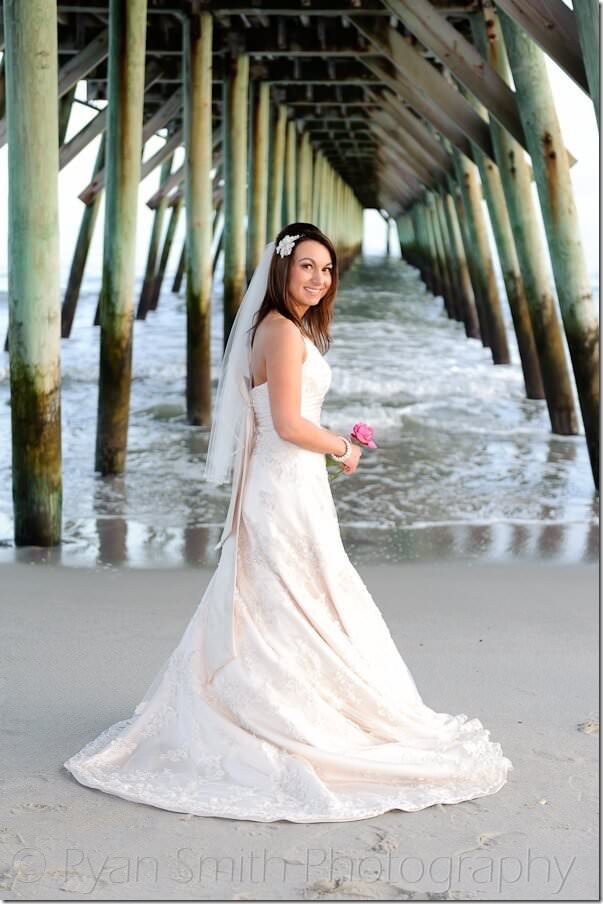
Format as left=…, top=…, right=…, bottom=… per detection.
left=0, top=0, right=599, bottom=546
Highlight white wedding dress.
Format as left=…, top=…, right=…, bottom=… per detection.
left=64, top=334, right=513, bottom=822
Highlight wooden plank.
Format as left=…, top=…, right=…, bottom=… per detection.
left=493, top=0, right=588, bottom=94
left=57, top=0, right=472, bottom=12
left=378, top=91, right=451, bottom=169
left=372, top=120, right=440, bottom=188
left=380, top=0, right=527, bottom=147
left=383, top=91, right=452, bottom=171
left=57, top=27, right=109, bottom=96
left=0, top=28, right=109, bottom=147
left=373, top=106, right=448, bottom=181
left=60, top=108, right=107, bottom=169
left=363, top=57, right=476, bottom=160
left=354, top=19, right=496, bottom=159
left=79, top=128, right=182, bottom=203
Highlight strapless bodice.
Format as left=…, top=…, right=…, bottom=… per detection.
left=250, top=336, right=332, bottom=435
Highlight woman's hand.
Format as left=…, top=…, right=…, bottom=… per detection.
left=341, top=443, right=362, bottom=475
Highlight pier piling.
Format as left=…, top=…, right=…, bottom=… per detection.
left=5, top=0, right=62, bottom=545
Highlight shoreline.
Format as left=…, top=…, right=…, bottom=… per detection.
left=0, top=516, right=598, bottom=569
left=1, top=558, right=598, bottom=900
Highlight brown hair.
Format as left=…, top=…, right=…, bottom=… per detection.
left=248, top=222, right=338, bottom=355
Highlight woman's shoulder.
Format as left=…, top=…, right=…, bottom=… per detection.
left=260, top=313, right=305, bottom=344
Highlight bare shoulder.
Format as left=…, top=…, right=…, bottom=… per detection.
left=260, top=313, right=304, bottom=355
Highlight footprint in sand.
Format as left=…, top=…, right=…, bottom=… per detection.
left=531, top=749, right=576, bottom=763
left=306, top=878, right=407, bottom=899
left=454, top=829, right=528, bottom=856
left=306, top=881, right=478, bottom=901
left=10, top=803, right=67, bottom=814
left=371, top=829, right=400, bottom=854
left=577, top=719, right=599, bottom=734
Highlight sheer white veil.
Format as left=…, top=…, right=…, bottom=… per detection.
left=203, top=240, right=275, bottom=486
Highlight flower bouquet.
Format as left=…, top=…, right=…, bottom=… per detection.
left=327, top=422, right=378, bottom=482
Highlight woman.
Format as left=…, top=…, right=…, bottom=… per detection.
left=64, top=223, right=513, bottom=823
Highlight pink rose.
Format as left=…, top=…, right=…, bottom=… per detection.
left=351, top=422, right=378, bottom=449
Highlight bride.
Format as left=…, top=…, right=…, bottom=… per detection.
left=63, top=222, right=513, bottom=823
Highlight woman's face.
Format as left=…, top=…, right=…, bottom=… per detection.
left=286, top=239, right=333, bottom=314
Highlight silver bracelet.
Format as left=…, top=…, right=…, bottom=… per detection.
left=330, top=435, right=352, bottom=463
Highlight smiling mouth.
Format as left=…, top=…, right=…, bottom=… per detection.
left=305, top=288, right=321, bottom=294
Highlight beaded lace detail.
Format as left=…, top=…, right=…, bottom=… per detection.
left=63, top=336, right=513, bottom=822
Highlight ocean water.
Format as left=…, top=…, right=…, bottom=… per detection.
left=0, top=254, right=598, bottom=567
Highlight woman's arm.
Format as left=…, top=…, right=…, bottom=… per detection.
left=263, top=319, right=349, bottom=456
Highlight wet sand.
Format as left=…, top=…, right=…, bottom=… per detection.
left=0, top=559, right=598, bottom=900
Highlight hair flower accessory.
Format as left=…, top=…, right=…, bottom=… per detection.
left=276, top=234, right=302, bottom=258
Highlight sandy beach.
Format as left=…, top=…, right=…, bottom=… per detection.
left=0, top=558, right=598, bottom=900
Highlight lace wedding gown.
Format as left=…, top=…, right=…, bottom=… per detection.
left=63, top=334, right=513, bottom=822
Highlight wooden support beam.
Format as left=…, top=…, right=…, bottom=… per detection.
left=140, top=128, right=183, bottom=180
left=312, top=151, right=322, bottom=225
left=145, top=138, right=221, bottom=208
left=422, top=193, right=445, bottom=292
left=58, top=27, right=109, bottom=95
left=148, top=196, right=182, bottom=311
left=373, top=121, right=439, bottom=189
left=372, top=107, right=448, bottom=184
left=137, top=153, right=173, bottom=320
left=57, top=0, right=391, bottom=11
left=140, top=86, right=182, bottom=136
left=429, top=190, right=457, bottom=313
left=223, top=50, right=249, bottom=349
left=0, top=28, right=110, bottom=147
left=498, top=7, right=600, bottom=486
left=378, top=162, right=416, bottom=207
left=183, top=11, right=213, bottom=425
left=4, top=0, right=62, bottom=545
left=251, top=57, right=380, bottom=85
left=354, top=19, right=497, bottom=159
left=59, top=61, right=164, bottom=170
left=62, top=135, right=106, bottom=337
left=378, top=0, right=527, bottom=147
left=162, top=0, right=482, bottom=12
left=268, top=104, right=287, bottom=242
left=492, top=0, right=588, bottom=95
left=0, top=59, right=5, bottom=121
left=573, top=0, right=600, bottom=128
left=470, top=10, right=580, bottom=439
left=362, top=56, right=476, bottom=161
left=58, top=86, right=76, bottom=145
left=451, top=145, right=510, bottom=362
left=382, top=152, right=423, bottom=200
left=248, top=81, right=270, bottom=276
left=457, top=76, right=545, bottom=399
left=438, top=186, right=481, bottom=336
left=378, top=91, right=451, bottom=169
left=297, top=130, right=312, bottom=221
left=95, top=0, right=148, bottom=475
left=61, top=106, right=107, bottom=173
left=269, top=84, right=382, bottom=104
left=80, top=128, right=182, bottom=203
left=284, top=117, right=297, bottom=223
left=147, top=164, right=183, bottom=208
